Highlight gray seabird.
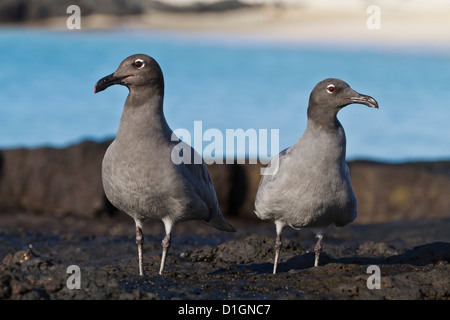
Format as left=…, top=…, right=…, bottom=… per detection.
left=254, top=78, right=378, bottom=274
left=95, top=54, right=235, bottom=275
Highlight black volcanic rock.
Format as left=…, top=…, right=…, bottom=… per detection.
left=0, top=140, right=111, bottom=216
left=348, top=160, right=450, bottom=223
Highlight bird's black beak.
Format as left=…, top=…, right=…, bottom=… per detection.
left=341, top=90, right=379, bottom=109
left=348, top=94, right=379, bottom=109
left=94, top=73, right=131, bottom=94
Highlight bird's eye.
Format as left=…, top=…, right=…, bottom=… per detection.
left=132, top=59, right=145, bottom=69
left=327, top=84, right=336, bottom=94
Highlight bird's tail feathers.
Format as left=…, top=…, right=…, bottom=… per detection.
left=205, top=209, right=236, bottom=232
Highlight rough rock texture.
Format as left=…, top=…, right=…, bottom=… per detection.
left=0, top=213, right=448, bottom=300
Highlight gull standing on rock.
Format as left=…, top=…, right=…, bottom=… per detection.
left=95, top=54, right=235, bottom=276
left=254, top=78, right=379, bottom=274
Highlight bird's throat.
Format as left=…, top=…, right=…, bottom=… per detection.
left=307, top=106, right=341, bottom=133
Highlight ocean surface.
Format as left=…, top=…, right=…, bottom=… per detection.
left=1, top=28, right=450, bottom=162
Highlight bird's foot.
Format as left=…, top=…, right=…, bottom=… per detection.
left=314, top=234, right=323, bottom=267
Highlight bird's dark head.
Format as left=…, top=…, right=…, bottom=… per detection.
left=309, top=78, right=379, bottom=110
left=307, top=78, right=378, bottom=125
left=94, top=54, right=164, bottom=94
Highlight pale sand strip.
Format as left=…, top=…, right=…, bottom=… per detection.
left=18, top=4, right=450, bottom=48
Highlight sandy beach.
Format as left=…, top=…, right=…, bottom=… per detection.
left=16, top=1, right=450, bottom=48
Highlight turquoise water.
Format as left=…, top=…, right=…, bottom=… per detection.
left=1, top=28, right=450, bottom=162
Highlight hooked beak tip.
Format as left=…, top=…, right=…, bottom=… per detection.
left=94, top=73, right=132, bottom=94
left=345, top=94, right=379, bottom=109
left=366, top=97, right=379, bottom=109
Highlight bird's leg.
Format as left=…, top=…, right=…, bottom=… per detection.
left=273, top=220, right=285, bottom=274
left=159, top=218, right=173, bottom=275
left=273, top=232, right=282, bottom=274
left=159, top=233, right=171, bottom=275
left=135, top=225, right=144, bottom=276
left=314, top=234, right=323, bottom=267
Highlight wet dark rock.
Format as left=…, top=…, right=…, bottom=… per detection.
left=187, top=235, right=275, bottom=265
left=20, top=257, right=48, bottom=271
left=0, top=274, right=12, bottom=299
left=8, top=246, right=39, bottom=265
left=21, top=288, right=49, bottom=300
left=356, top=241, right=401, bottom=256
left=386, top=242, right=450, bottom=266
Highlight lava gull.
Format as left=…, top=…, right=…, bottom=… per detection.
left=95, top=54, right=235, bottom=275
left=254, top=78, right=379, bottom=274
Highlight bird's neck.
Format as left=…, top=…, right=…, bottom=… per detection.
left=115, top=90, right=171, bottom=144
left=302, top=104, right=348, bottom=161
left=306, top=105, right=341, bottom=133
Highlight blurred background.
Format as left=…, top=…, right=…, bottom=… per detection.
left=1, top=0, right=450, bottom=161
left=0, top=0, right=449, bottom=223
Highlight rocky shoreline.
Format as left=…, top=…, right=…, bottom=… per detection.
left=1, top=212, right=449, bottom=300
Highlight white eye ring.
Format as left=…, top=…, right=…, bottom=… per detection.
left=327, top=84, right=336, bottom=94
left=133, top=59, right=145, bottom=69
